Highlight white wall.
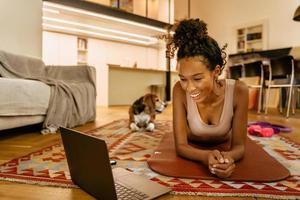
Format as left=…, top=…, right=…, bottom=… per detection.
left=174, top=0, right=189, bottom=22
left=88, top=38, right=109, bottom=106
left=43, top=32, right=77, bottom=65
left=0, top=0, right=42, bottom=57
left=133, top=0, right=146, bottom=16
left=88, top=38, right=165, bottom=106
left=190, top=0, right=300, bottom=54
left=43, top=32, right=166, bottom=106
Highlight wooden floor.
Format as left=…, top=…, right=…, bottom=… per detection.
left=0, top=105, right=299, bottom=200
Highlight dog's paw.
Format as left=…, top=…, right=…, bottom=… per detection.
left=130, top=123, right=140, bottom=132
left=146, top=122, right=155, bottom=132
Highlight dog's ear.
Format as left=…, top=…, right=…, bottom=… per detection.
left=143, top=94, right=156, bottom=114
left=132, top=96, right=145, bottom=114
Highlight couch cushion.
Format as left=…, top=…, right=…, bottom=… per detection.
left=0, top=78, right=50, bottom=116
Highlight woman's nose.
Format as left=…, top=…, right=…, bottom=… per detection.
left=186, top=81, right=196, bottom=93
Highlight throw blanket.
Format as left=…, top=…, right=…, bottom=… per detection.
left=0, top=50, right=96, bottom=133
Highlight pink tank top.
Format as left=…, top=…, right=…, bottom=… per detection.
left=186, top=79, right=235, bottom=139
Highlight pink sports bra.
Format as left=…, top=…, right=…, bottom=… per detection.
left=186, top=79, right=236, bottom=141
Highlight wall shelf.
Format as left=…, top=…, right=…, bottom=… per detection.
left=235, top=21, right=268, bottom=53
left=77, top=37, right=88, bottom=65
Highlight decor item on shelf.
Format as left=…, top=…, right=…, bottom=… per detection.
left=293, top=5, right=300, bottom=21
left=235, top=22, right=266, bottom=53
left=77, top=37, right=88, bottom=65
left=111, top=0, right=133, bottom=13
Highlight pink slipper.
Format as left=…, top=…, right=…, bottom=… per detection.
left=248, top=125, right=274, bottom=137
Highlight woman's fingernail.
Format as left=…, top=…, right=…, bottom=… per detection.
left=220, top=158, right=224, bottom=163
left=225, top=159, right=229, bottom=163
left=213, top=164, right=216, bottom=168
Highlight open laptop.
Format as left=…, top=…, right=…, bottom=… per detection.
left=60, top=127, right=171, bottom=200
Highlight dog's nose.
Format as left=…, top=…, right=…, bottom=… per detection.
left=163, top=101, right=168, bottom=107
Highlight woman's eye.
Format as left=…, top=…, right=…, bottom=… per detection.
left=180, top=79, right=187, bottom=81
left=194, top=78, right=202, bottom=81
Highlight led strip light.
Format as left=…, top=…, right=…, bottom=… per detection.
left=42, top=16, right=158, bottom=42
left=43, top=23, right=157, bottom=45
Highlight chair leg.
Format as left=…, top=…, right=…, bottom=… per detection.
left=279, top=88, right=283, bottom=113
left=257, top=87, right=263, bottom=113
left=264, top=86, right=271, bottom=114
left=286, top=87, right=293, bottom=118
left=292, top=88, right=297, bottom=115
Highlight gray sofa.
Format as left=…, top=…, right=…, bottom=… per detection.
left=0, top=50, right=96, bottom=134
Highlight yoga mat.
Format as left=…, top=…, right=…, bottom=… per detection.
left=147, top=131, right=290, bottom=182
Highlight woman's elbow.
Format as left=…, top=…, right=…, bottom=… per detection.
left=236, top=144, right=245, bottom=161
left=175, top=143, right=188, bottom=157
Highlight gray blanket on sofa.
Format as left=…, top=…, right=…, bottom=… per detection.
left=0, top=50, right=96, bottom=133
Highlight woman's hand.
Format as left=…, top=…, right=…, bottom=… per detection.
left=207, top=150, right=224, bottom=170
left=207, top=150, right=235, bottom=178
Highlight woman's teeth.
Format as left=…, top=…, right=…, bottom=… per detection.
left=190, top=93, right=200, bottom=98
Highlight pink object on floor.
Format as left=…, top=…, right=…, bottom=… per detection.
left=248, top=125, right=274, bottom=137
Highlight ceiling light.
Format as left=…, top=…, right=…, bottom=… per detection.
left=42, top=16, right=158, bottom=42
left=43, top=2, right=167, bottom=33
left=43, top=23, right=157, bottom=45
left=43, top=7, right=60, bottom=14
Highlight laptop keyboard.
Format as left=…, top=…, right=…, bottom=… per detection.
left=115, top=182, right=149, bottom=200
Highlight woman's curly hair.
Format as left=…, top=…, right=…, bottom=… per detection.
left=172, top=18, right=227, bottom=72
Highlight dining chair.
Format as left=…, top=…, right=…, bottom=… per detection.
left=264, top=55, right=299, bottom=117
left=228, top=64, right=243, bottom=80
left=242, top=60, right=265, bottom=113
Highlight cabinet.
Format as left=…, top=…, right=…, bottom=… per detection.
left=77, top=37, right=88, bottom=65
left=42, top=31, right=77, bottom=65
left=236, top=22, right=267, bottom=53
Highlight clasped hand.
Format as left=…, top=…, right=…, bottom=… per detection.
left=207, top=150, right=235, bottom=178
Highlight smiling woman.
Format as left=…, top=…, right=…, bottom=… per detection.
left=172, top=19, right=249, bottom=179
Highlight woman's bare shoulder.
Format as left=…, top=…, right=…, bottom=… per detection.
left=233, top=80, right=249, bottom=106
left=173, top=81, right=184, bottom=95
left=173, top=81, right=187, bottom=104
left=234, top=80, right=249, bottom=96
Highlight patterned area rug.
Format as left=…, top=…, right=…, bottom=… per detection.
left=0, top=119, right=300, bottom=199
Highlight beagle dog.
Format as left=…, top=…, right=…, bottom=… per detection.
left=129, top=94, right=166, bottom=132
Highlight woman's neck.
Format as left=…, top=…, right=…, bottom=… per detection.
left=198, top=80, right=225, bottom=106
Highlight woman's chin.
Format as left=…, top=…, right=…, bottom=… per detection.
left=192, top=97, right=205, bottom=103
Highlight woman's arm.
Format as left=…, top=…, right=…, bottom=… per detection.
left=224, top=81, right=249, bottom=161
left=173, top=81, right=212, bottom=165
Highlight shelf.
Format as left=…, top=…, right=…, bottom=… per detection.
left=78, top=49, right=88, bottom=52
left=236, top=23, right=265, bottom=53
left=77, top=37, right=88, bottom=65
left=78, top=61, right=87, bottom=63
left=246, top=39, right=262, bottom=44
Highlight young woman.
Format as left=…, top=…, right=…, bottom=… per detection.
left=172, top=19, right=249, bottom=178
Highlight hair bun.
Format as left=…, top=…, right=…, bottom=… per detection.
left=173, top=19, right=208, bottom=49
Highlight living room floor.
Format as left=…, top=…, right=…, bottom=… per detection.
left=0, top=105, right=299, bottom=200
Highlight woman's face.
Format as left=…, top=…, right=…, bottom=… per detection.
left=178, top=56, right=216, bottom=103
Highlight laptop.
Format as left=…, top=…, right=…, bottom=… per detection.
left=60, top=127, right=171, bottom=200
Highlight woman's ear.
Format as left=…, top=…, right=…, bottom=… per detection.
left=213, top=65, right=221, bottom=78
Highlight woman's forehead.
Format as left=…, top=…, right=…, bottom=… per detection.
left=178, top=58, right=209, bottom=75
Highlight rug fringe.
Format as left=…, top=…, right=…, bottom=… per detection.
left=0, top=177, right=78, bottom=188
left=171, top=191, right=300, bottom=200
